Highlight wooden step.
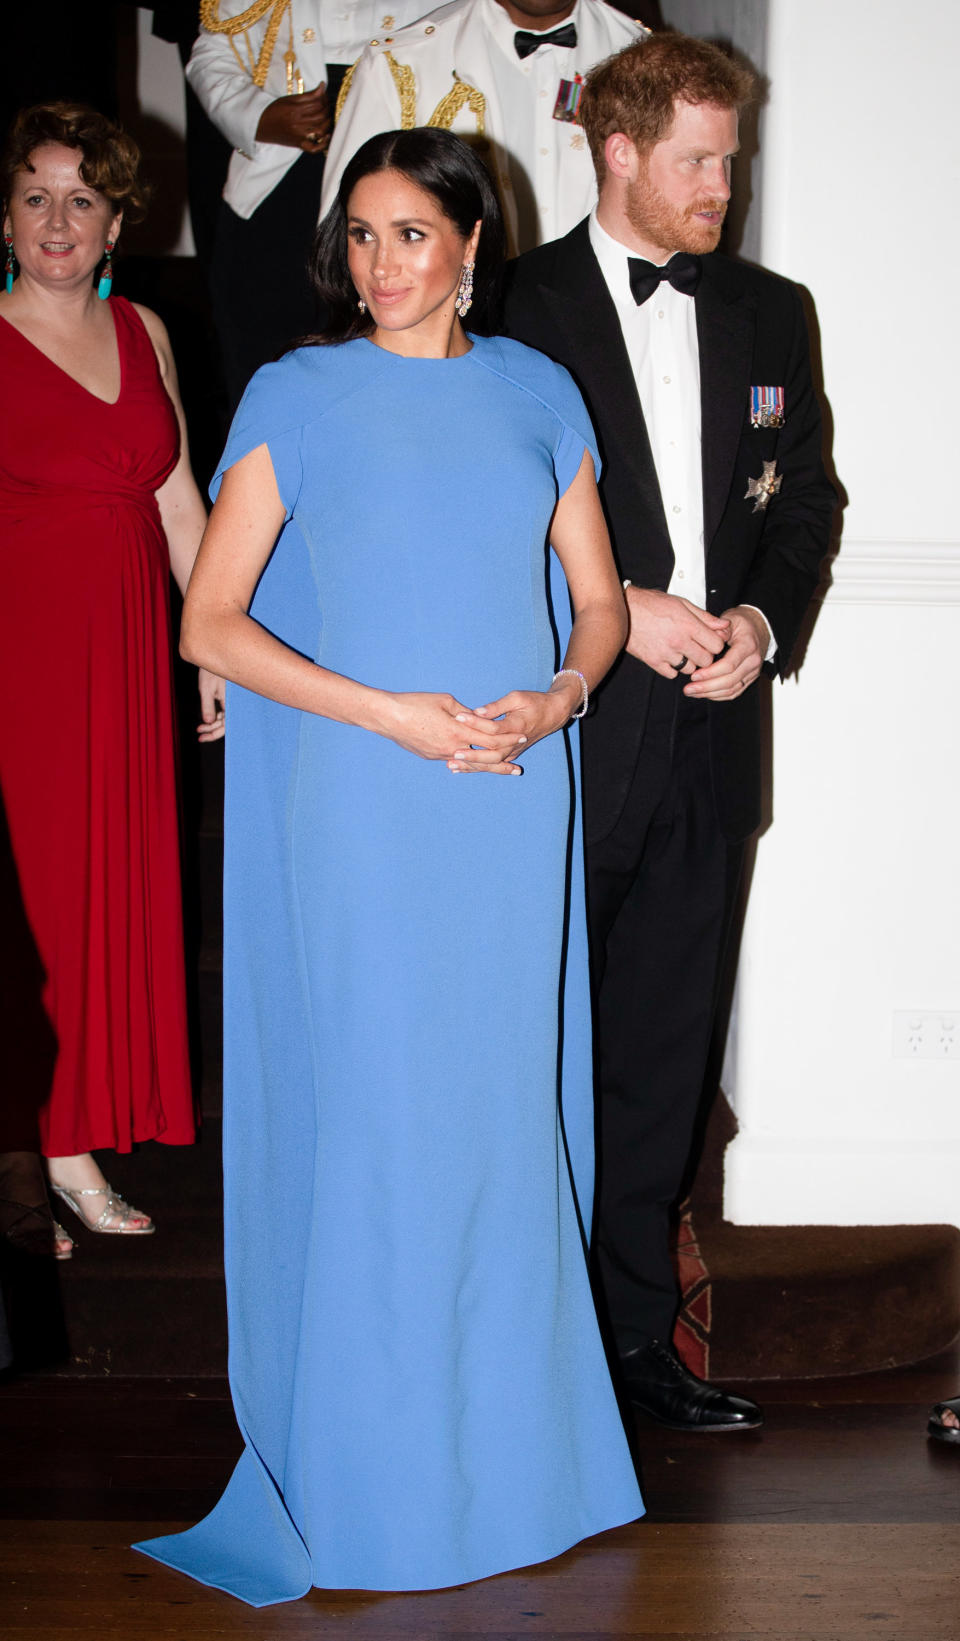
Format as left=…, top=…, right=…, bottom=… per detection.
left=1, top=1124, right=227, bottom=1379
left=674, top=1095, right=960, bottom=1380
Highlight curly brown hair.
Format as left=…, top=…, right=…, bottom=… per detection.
left=1, top=102, right=149, bottom=223
left=580, top=32, right=755, bottom=186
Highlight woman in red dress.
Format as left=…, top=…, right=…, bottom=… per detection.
left=0, top=104, right=223, bottom=1254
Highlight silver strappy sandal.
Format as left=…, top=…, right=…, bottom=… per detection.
left=49, top=1181, right=155, bottom=1235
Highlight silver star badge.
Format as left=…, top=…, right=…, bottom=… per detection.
left=745, top=459, right=782, bottom=513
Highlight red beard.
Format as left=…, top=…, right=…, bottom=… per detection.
left=626, top=175, right=728, bottom=256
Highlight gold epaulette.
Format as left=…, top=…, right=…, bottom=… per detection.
left=336, top=44, right=416, bottom=128
left=335, top=59, right=360, bottom=121
left=384, top=52, right=417, bottom=128
left=198, top=0, right=292, bottom=88
left=427, top=72, right=485, bottom=137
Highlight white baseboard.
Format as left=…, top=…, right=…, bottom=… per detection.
left=723, top=1131, right=960, bottom=1228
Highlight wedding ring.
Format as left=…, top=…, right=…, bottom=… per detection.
left=673, top=656, right=688, bottom=672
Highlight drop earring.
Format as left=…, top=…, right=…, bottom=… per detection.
left=4, top=234, right=15, bottom=294
left=357, top=298, right=367, bottom=314
left=97, top=240, right=114, bottom=300
left=454, top=259, right=474, bottom=318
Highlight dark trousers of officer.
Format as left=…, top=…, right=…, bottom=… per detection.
left=209, top=65, right=348, bottom=415
left=586, top=675, right=745, bottom=1354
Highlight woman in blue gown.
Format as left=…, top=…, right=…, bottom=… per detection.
left=136, top=129, right=642, bottom=1606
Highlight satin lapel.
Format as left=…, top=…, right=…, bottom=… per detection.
left=536, top=227, right=672, bottom=549
left=696, top=268, right=756, bottom=552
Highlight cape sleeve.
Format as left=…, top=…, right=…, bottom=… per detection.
left=553, top=419, right=600, bottom=498
left=546, top=361, right=601, bottom=498
left=210, top=359, right=305, bottom=521
left=487, top=340, right=601, bottom=498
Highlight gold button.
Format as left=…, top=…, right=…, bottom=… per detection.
left=370, top=37, right=379, bottom=44
left=302, top=26, right=316, bottom=41
left=425, top=23, right=435, bottom=32
left=382, top=13, right=395, bottom=23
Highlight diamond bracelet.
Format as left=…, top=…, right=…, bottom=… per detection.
left=552, top=668, right=589, bottom=720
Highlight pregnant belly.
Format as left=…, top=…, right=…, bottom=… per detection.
left=292, top=704, right=573, bottom=918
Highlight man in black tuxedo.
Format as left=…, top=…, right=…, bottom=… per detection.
left=503, top=32, right=835, bottom=1429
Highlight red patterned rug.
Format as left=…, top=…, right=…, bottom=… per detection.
left=672, top=1201, right=712, bottom=1379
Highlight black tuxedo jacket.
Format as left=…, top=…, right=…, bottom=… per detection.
left=502, top=221, right=836, bottom=844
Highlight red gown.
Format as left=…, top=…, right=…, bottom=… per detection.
left=0, top=296, right=196, bottom=1155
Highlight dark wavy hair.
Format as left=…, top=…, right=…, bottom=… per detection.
left=308, top=128, right=505, bottom=344
left=1, top=101, right=149, bottom=222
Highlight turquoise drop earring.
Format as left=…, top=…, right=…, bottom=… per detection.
left=97, top=240, right=114, bottom=300
left=4, top=234, right=15, bottom=294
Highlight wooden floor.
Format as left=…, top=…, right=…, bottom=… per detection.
left=3, top=1347, right=959, bottom=1639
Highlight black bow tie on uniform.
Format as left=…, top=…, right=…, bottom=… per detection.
left=514, top=22, right=577, bottom=58
left=627, top=252, right=702, bottom=305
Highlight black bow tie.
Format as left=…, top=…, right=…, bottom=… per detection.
left=514, top=22, right=577, bottom=58
left=627, top=252, right=702, bottom=305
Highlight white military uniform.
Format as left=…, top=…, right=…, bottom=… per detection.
left=321, top=0, right=648, bottom=253
left=188, top=0, right=430, bottom=220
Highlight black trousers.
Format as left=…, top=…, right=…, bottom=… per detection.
left=210, top=152, right=325, bottom=414
left=209, top=65, right=348, bottom=414
left=587, top=676, right=744, bottom=1352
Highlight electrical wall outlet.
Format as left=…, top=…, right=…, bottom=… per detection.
left=893, top=1011, right=960, bottom=1059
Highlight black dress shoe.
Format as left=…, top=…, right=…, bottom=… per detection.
left=619, top=1338, right=763, bottom=1432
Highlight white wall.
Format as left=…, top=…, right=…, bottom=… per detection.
left=659, top=0, right=767, bottom=261
left=722, top=0, right=960, bottom=1226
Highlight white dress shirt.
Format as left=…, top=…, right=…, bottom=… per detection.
left=588, top=212, right=775, bottom=655
left=589, top=210, right=706, bottom=606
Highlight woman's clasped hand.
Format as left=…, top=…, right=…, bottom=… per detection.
left=375, top=676, right=582, bottom=773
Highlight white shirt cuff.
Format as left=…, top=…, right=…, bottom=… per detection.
left=741, top=604, right=777, bottom=664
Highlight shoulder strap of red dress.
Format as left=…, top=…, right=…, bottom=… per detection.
left=109, top=294, right=167, bottom=388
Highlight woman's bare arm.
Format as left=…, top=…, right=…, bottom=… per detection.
left=137, top=302, right=225, bottom=740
